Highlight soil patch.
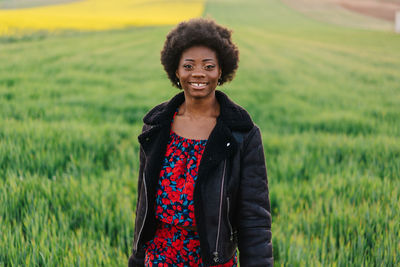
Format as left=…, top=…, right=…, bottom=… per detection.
left=336, top=0, right=400, bottom=21
left=281, top=0, right=398, bottom=30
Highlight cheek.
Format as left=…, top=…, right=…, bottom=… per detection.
left=176, top=70, right=185, bottom=80
left=211, top=71, right=220, bottom=81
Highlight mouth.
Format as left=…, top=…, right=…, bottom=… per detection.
left=188, top=82, right=208, bottom=89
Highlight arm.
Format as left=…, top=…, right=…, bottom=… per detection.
left=237, top=126, right=273, bottom=267
left=128, top=126, right=148, bottom=267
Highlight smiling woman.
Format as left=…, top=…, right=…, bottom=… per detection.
left=0, top=0, right=205, bottom=35
left=128, top=18, right=273, bottom=267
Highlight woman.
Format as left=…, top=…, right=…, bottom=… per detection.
left=129, top=18, right=273, bottom=267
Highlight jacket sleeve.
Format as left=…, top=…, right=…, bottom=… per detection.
left=237, top=126, right=273, bottom=266
left=128, top=146, right=146, bottom=267
left=128, top=126, right=148, bottom=267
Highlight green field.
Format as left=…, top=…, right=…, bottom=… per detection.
left=1, top=0, right=400, bottom=266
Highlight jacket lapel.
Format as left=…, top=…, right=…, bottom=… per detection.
left=137, top=123, right=170, bottom=209
left=198, top=117, right=237, bottom=171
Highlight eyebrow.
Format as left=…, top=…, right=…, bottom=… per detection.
left=183, top=58, right=215, bottom=62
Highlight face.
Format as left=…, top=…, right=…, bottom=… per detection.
left=175, top=45, right=221, bottom=100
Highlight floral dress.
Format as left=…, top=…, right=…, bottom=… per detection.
left=144, top=110, right=238, bottom=267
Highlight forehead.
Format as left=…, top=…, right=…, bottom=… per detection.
left=180, top=45, right=218, bottom=61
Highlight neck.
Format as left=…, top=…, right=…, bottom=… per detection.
left=180, top=90, right=220, bottom=118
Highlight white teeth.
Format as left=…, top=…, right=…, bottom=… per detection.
left=191, top=83, right=206, bottom=87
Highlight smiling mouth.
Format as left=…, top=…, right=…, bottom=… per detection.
left=189, top=82, right=208, bottom=89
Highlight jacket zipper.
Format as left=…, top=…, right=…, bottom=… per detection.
left=213, top=160, right=226, bottom=263
left=227, top=196, right=233, bottom=241
left=135, top=172, right=148, bottom=251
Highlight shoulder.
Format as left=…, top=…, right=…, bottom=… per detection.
left=233, top=124, right=262, bottom=152
left=142, top=101, right=169, bottom=124
left=215, top=90, right=254, bottom=132
left=244, top=124, right=262, bottom=145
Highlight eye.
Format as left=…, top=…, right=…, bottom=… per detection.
left=205, top=65, right=215, bottom=70
left=183, top=64, right=193, bottom=70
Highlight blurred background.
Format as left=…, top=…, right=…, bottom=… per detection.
left=0, top=0, right=399, bottom=265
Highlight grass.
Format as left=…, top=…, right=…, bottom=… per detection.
left=1, top=0, right=400, bottom=265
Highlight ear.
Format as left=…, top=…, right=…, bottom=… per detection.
left=218, top=68, right=222, bottom=79
left=175, top=70, right=179, bottom=80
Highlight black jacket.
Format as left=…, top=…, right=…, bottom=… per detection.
left=129, top=90, right=273, bottom=266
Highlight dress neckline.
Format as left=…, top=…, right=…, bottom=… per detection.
left=170, top=130, right=208, bottom=143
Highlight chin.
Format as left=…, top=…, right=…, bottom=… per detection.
left=184, top=87, right=216, bottom=98
left=192, top=90, right=215, bottom=99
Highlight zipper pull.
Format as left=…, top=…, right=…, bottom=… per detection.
left=213, top=251, right=219, bottom=263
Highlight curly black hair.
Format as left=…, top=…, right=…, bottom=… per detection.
left=161, top=18, right=239, bottom=89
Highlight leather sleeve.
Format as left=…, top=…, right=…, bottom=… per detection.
left=128, top=125, right=148, bottom=267
left=237, top=126, right=273, bottom=267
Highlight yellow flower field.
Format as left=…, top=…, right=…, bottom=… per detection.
left=0, top=0, right=205, bottom=35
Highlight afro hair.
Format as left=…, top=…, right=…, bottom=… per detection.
left=161, top=18, right=239, bottom=88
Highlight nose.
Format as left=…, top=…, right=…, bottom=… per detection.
left=192, top=71, right=206, bottom=78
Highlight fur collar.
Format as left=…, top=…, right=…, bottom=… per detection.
left=142, top=90, right=254, bottom=131
left=137, top=90, right=256, bottom=201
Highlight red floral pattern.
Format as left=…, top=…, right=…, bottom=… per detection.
left=145, top=109, right=237, bottom=266
left=154, top=129, right=206, bottom=226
